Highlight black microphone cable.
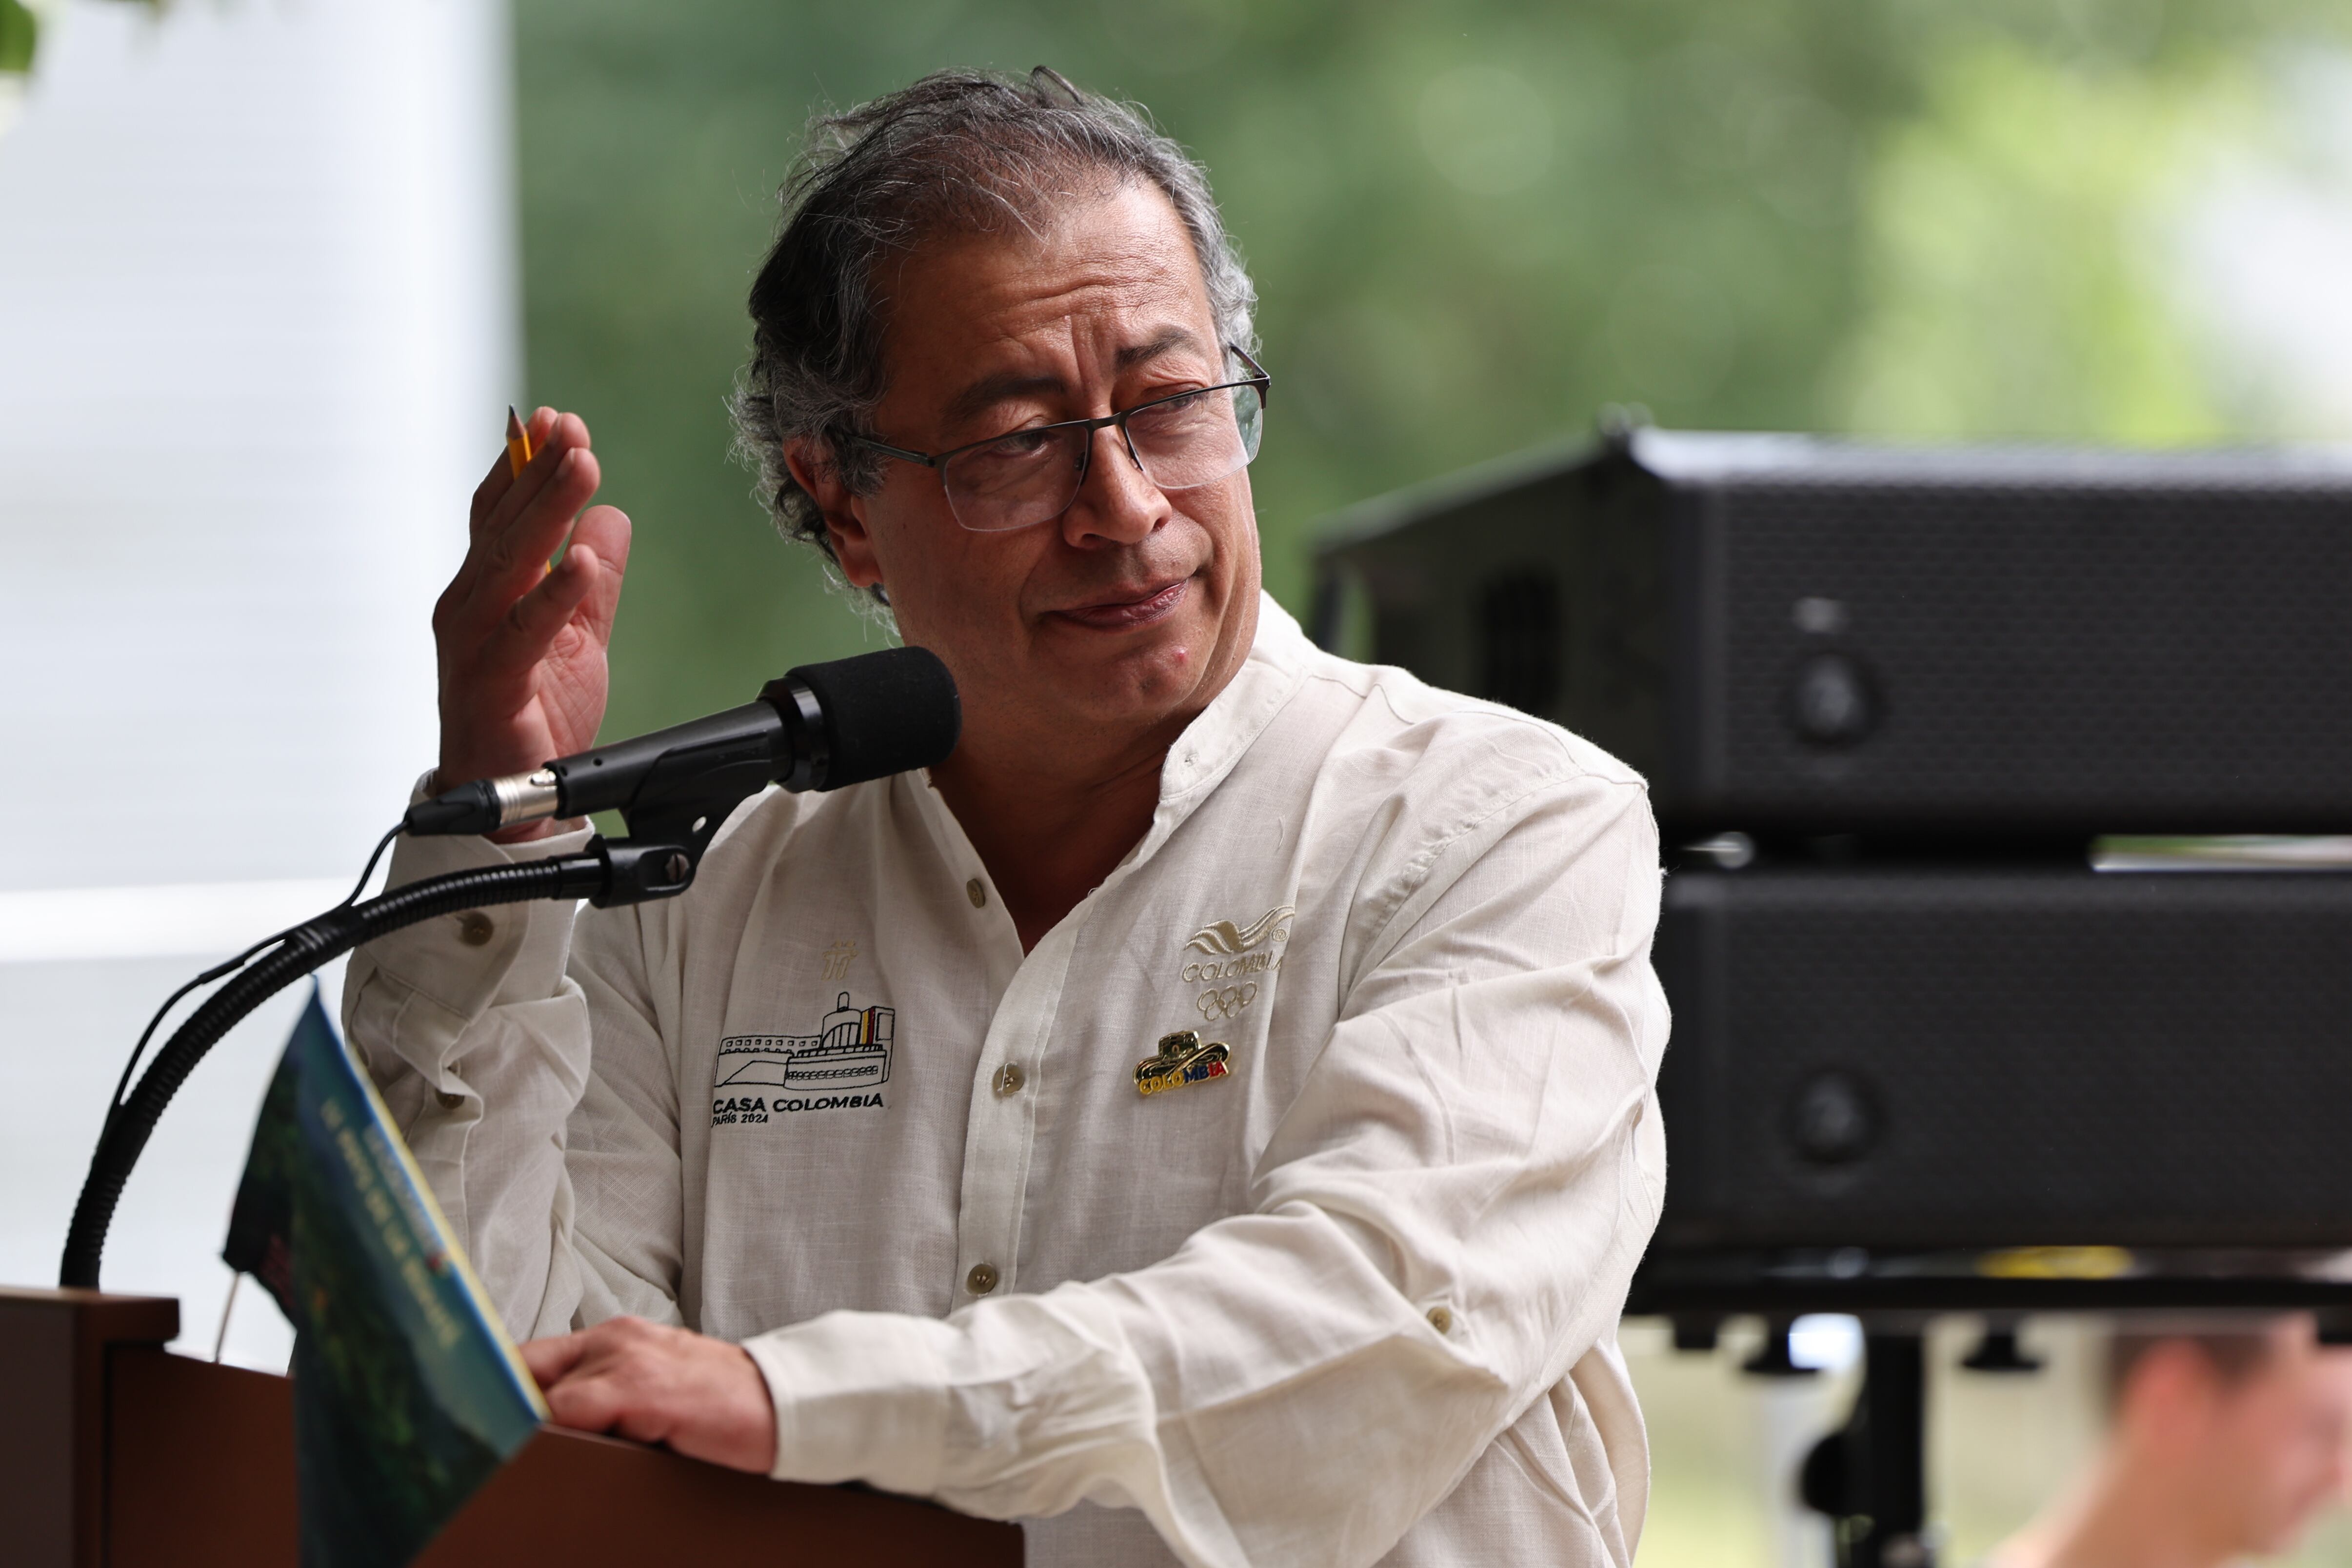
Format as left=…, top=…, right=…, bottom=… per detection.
left=63, top=848, right=613, bottom=1290
left=99, top=822, right=403, bottom=1140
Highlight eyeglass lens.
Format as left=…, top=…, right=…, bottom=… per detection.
left=940, top=382, right=1265, bottom=533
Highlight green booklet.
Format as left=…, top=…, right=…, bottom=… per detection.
left=224, top=984, right=547, bottom=1568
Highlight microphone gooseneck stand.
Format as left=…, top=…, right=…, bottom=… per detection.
left=59, top=642, right=963, bottom=1292
left=58, top=838, right=698, bottom=1291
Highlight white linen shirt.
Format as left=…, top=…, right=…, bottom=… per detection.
left=343, top=596, right=1670, bottom=1568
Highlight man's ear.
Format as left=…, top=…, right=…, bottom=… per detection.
left=784, top=439, right=884, bottom=591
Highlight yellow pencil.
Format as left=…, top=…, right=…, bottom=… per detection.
left=505, top=404, right=535, bottom=477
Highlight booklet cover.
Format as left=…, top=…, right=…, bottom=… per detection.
left=224, top=984, right=546, bottom=1568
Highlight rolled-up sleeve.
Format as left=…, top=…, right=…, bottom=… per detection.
left=743, top=773, right=1669, bottom=1568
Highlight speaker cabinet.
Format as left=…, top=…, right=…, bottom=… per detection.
left=1314, top=429, right=2352, bottom=836
left=1656, top=864, right=2352, bottom=1250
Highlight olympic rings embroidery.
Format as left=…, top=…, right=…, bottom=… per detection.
left=1196, top=982, right=1259, bottom=1022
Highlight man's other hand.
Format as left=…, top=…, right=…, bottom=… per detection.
left=521, top=1316, right=778, bottom=1473
left=433, top=406, right=632, bottom=840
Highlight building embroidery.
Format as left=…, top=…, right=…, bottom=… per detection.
left=715, top=992, right=895, bottom=1096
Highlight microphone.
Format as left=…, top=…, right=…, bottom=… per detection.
left=403, top=646, right=960, bottom=839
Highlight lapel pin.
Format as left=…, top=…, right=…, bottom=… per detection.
left=1136, top=1029, right=1231, bottom=1097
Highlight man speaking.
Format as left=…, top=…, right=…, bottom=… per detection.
left=347, top=67, right=1669, bottom=1568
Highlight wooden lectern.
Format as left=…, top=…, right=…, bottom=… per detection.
left=0, top=1286, right=1023, bottom=1568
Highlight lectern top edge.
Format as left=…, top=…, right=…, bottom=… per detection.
left=0, top=1284, right=179, bottom=1342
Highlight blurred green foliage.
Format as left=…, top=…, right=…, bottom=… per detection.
left=1834, top=37, right=2260, bottom=442
left=1, top=0, right=37, bottom=77
left=514, top=0, right=2350, bottom=740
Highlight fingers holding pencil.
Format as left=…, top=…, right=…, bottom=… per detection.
left=466, top=405, right=573, bottom=537
left=488, top=500, right=631, bottom=670
left=448, top=405, right=612, bottom=645
left=457, top=411, right=598, bottom=607
left=433, top=404, right=633, bottom=803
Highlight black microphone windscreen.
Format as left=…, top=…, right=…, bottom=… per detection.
left=787, top=646, right=961, bottom=790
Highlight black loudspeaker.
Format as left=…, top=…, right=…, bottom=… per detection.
left=1313, top=427, right=2352, bottom=837
left=1657, top=863, right=2352, bottom=1250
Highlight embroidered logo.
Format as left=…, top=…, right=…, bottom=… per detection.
left=711, top=991, right=892, bottom=1124
left=1135, top=1029, right=1231, bottom=1097
left=1180, top=904, right=1292, bottom=1023
left=820, top=939, right=859, bottom=982
left=1185, top=906, right=1294, bottom=956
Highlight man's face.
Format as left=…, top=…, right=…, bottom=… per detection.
left=815, top=179, right=1262, bottom=760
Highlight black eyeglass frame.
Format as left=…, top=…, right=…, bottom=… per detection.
left=845, top=347, right=1271, bottom=529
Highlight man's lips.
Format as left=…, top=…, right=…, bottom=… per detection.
left=1049, top=577, right=1191, bottom=631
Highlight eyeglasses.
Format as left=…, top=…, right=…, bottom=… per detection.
left=848, top=347, right=1271, bottom=534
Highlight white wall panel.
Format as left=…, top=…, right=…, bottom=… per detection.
left=0, top=0, right=516, bottom=1366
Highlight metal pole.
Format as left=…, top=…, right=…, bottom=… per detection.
left=1800, top=1330, right=1933, bottom=1568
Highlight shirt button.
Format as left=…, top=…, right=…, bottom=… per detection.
left=965, top=878, right=987, bottom=909
left=993, top=1063, right=1026, bottom=1097
left=966, top=1263, right=1000, bottom=1296
left=457, top=911, right=496, bottom=946
left=436, top=1090, right=464, bottom=1111
left=1427, top=1305, right=1454, bottom=1335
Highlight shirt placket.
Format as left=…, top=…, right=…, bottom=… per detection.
left=951, top=902, right=1085, bottom=1307
left=913, top=622, right=1305, bottom=1312
left=903, top=778, right=1056, bottom=1310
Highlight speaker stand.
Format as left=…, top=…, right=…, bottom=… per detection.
left=1798, top=1330, right=1932, bottom=1568
left=1633, top=1247, right=2352, bottom=1567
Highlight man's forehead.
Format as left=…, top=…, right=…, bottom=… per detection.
left=880, top=183, right=1217, bottom=399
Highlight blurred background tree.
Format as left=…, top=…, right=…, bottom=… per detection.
left=512, top=0, right=2352, bottom=748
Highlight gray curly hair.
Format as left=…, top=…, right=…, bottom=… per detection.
left=731, top=67, right=1257, bottom=586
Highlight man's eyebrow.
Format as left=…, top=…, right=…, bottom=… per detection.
left=938, top=328, right=1213, bottom=431
left=941, top=372, right=1065, bottom=430
left=1115, top=326, right=1206, bottom=371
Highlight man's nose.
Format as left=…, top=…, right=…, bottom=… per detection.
left=1061, top=422, right=1169, bottom=546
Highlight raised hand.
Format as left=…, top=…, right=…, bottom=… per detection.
left=431, top=408, right=632, bottom=839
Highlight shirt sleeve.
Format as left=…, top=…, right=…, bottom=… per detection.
left=739, top=769, right=1670, bottom=1568
left=341, top=819, right=688, bottom=1340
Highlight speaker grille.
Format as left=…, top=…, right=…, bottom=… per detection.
left=1710, top=481, right=2352, bottom=826
left=1660, top=867, right=2352, bottom=1249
